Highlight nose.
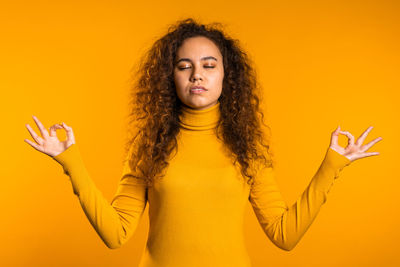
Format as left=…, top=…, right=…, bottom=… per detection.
left=191, top=75, right=202, bottom=82
left=190, top=68, right=203, bottom=82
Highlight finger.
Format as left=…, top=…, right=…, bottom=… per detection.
left=339, top=130, right=355, bottom=146
left=49, top=124, right=63, bottom=137
left=25, top=123, right=44, bottom=145
left=330, top=125, right=341, bottom=146
left=61, top=122, right=75, bottom=143
left=361, top=152, right=380, bottom=158
left=24, top=138, right=44, bottom=153
left=32, top=115, right=49, bottom=138
left=362, top=136, right=383, bottom=152
left=356, top=126, right=373, bottom=146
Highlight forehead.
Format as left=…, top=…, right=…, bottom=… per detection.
left=176, top=36, right=222, bottom=59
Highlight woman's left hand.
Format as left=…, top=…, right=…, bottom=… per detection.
left=329, top=126, right=383, bottom=162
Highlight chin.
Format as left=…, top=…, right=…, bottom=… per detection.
left=186, top=100, right=217, bottom=110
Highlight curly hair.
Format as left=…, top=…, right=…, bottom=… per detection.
left=123, top=18, right=275, bottom=188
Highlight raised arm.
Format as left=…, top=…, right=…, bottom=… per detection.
left=249, top=147, right=351, bottom=251
left=52, top=143, right=147, bottom=249
left=249, top=125, right=382, bottom=251
left=24, top=116, right=147, bottom=249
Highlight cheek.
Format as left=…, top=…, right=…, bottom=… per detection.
left=174, top=73, right=183, bottom=88
left=211, top=70, right=224, bottom=86
left=174, top=74, right=187, bottom=96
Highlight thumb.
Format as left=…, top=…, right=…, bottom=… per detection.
left=62, top=122, right=75, bottom=142
left=330, top=125, right=340, bottom=146
left=61, top=122, right=69, bottom=129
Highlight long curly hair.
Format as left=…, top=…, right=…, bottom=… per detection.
left=123, top=18, right=275, bottom=188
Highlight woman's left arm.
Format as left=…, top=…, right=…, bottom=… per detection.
left=249, top=126, right=383, bottom=251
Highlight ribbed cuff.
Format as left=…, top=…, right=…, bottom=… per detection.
left=51, top=143, right=92, bottom=196
left=324, top=147, right=352, bottom=178
left=311, top=147, right=352, bottom=195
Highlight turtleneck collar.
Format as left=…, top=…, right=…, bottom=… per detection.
left=178, top=101, right=221, bottom=131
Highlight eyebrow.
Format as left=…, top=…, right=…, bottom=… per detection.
left=175, top=56, right=218, bottom=64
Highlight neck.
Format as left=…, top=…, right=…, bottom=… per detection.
left=178, top=101, right=221, bottom=132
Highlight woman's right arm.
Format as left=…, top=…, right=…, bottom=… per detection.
left=24, top=116, right=147, bottom=249
left=52, top=143, right=147, bottom=249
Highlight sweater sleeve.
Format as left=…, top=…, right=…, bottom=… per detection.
left=249, top=147, right=351, bottom=251
left=51, top=143, right=148, bottom=249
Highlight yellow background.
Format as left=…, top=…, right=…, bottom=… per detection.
left=2, top=0, right=398, bottom=266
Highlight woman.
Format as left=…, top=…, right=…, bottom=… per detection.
left=24, top=18, right=382, bottom=266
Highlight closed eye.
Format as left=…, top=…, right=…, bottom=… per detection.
left=177, top=66, right=215, bottom=70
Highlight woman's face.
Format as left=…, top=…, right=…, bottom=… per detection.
left=174, top=36, right=224, bottom=110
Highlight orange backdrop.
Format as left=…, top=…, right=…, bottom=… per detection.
left=2, top=0, right=399, bottom=266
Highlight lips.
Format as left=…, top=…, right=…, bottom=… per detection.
left=190, top=86, right=207, bottom=90
left=190, top=86, right=207, bottom=94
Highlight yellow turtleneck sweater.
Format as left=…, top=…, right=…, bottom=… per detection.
left=52, top=101, right=352, bottom=267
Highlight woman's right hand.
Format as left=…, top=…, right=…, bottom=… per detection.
left=24, top=115, right=76, bottom=157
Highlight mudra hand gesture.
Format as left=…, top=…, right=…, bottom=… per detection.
left=24, top=115, right=76, bottom=157
left=329, top=125, right=383, bottom=162
left=24, top=115, right=383, bottom=162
